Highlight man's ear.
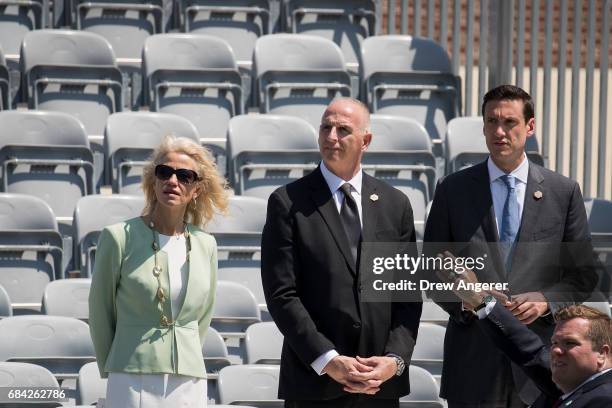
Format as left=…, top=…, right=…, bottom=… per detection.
left=362, top=132, right=372, bottom=150
left=526, top=117, right=536, bottom=137
left=597, top=344, right=610, bottom=367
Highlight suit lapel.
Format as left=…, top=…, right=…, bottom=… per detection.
left=360, top=173, right=379, bottom=244
left=470, top=161, right=506, bottom=279
left=559, top=370, right=612, bottom=405
left=470, top=161, right=499, bottom=243
left=517, top=163, right=545, bottom=243
left=308, top=167, right=357, bottom=276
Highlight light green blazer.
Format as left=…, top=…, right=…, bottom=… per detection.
left=88, top=217, right=217, bottom=379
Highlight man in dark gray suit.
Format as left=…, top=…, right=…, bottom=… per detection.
left=424, top=85, right=597, bottom=407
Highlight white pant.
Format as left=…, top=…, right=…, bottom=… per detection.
left=105, top=372, right=207, bottom=408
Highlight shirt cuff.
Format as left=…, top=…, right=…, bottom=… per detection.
left=476, top=298, right=497, bottom=319
left=311, top=349, right=339, bottom=376
left=385, top=352, right=403, bottom=361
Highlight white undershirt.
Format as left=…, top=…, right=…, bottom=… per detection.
left=158, top=234, right=188, bottom=320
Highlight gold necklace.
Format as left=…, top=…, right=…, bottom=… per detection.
left=148, top=219, right=191, bottom=327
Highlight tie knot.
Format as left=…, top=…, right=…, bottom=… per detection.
left=500, top=174, right=516, bottom=190
left=340, top=183, right=353, bottom=197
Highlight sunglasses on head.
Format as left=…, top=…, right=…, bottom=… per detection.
left=155, top=164, right=200, bottom=185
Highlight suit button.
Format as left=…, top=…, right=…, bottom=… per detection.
left=353, top=322, right=361, bottom=329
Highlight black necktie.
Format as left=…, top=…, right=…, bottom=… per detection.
left=339, top=183, right=362, bottom=267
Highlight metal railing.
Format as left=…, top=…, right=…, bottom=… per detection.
left=379, top=0, right=611, bottom=200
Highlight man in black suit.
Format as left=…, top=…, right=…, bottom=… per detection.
left=424, top=85, right=597, bottom=407
left=261, top=97, right=422, bottom=407
left=436, top=264, right=611, bottom=408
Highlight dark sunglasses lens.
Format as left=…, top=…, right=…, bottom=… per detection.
left=176, top=169, right=197, bottom=184
left=155, top=165, right=174, bottom=180
left=156, top=165, right=198, bottom=184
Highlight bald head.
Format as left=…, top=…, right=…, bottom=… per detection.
left=325, top=97, right=371, bottom=133
left=318, top=97, right=372, bottom=181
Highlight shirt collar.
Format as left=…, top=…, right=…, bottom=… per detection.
left=320, top=161, right=363, bottom=196
left=487, top=154, right=529, bottom=185
left=561, top=368, right=612, bottom=401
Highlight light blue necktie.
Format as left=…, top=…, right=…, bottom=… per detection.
left=500, top=174, right=519, bottom=272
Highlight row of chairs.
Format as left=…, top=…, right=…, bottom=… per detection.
left=0, top=361, right=442, bottom=407
left=0, top=29, right=545, bottom=183
left=0, top=277, right=447, bottom=403
left=103, top=110, right=434, bottom=201
left=8, top=266, right=605, bottom=384
left=100, top=110, right=548, bottom=208
left=0, top=193, right=268, bottom=308
left=0, top=280, right=261, bottom=351
left=0, top=279, right=453, bottom=394
left=5, top=295, right=609, bottom=407
left=5, top=106, right=545, bottom=221
left=0, top=308, right=445, bottom=406
left=0, top=267, right=452, bottom=330
left=1, top=30, right=459, bottom=146
left=0, top=260, right=452, bottom=331
left=0, top=109, right=432, bottom=234
left=2, top=189, right=612, bottom=309
left=1, top=0, right=375, bottom=69
left=0, top=187, right=418, bottom=295
left=0, top=106, right=546, bottom=255
left=0, top=105, right=546, bottom=212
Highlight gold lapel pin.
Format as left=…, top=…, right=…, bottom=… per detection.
left=534, top=190, right=543, bottom=200
left=370, top=193, right=379, bottom=202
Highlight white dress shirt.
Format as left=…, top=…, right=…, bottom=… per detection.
left=319, top=160, right=363, bottom=226
left=310, top=161, right=363, bottom=375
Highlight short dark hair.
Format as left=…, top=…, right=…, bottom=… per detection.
left=555, top=305, right=612, bottom=351
left=481, top=85, right=535, bottom=121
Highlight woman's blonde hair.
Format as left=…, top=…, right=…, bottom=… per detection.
left=141, top=135, right=229, bottom=226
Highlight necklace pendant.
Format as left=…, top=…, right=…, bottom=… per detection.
left=152, top=241, right=159, bottom=251
left=157, top=287, right=165, bottom=301
left=160, top=315, right=170, bottom=326
left=153, top=266, right=161, bottom=277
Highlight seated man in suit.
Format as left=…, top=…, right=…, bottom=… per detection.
left=261, top=97, right=422, bottom=407
left=437, top=258, right=612, bottom=408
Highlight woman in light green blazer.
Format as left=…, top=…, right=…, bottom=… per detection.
left=89, top=135, right=229, bottom=407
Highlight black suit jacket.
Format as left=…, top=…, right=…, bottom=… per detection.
left=261, top=166, right=422, bottom=400
left=478, top=302, right=612, bottom=408
left=423, top=160, right=597, bottom=402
